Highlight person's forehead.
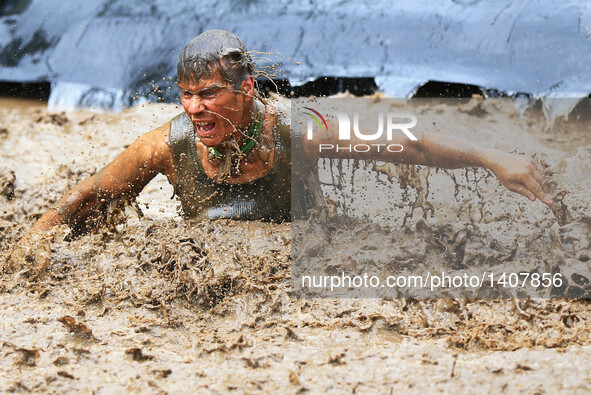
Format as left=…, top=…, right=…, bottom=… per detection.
left=178, top=69, right=228, bottom=92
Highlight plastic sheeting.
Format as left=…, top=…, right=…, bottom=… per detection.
left=1, top=0, right=591, bottom=111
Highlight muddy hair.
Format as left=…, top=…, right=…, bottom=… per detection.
left=177, top=30, right=255, bottom=89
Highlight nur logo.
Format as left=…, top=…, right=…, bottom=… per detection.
left=302, top=107, right=418, bottom=142
left=302, top=105, right=419, bottom=153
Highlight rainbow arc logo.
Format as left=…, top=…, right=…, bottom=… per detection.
left=303, top=107, right=328, bottom=131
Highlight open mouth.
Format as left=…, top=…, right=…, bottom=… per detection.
left=194, top=121, right=216, bottom=136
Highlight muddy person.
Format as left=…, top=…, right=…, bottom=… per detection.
left=22, top=29, right=553, bottom=240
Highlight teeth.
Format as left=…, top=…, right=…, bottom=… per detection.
left=196, top=122, right=212, bottom=126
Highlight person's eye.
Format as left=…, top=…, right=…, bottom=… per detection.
left=201, top=89, right=220, bottom=99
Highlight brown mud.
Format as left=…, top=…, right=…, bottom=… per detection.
left=1, top=98, right=591, bottom=392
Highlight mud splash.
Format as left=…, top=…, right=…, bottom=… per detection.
left=2, top=98, right=591, bottom=392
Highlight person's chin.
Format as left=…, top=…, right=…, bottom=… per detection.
left=198, top=134, right=224, bottom=147
left=199, top=138, right=219, bottom=147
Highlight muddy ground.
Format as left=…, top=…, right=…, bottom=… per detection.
left=1, top=97, right=591, bottom=393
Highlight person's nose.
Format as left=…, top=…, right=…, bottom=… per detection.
left=186, top=95, right=205, bottom=115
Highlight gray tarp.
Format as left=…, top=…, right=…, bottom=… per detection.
left=1, top=0, right=590, bottom=112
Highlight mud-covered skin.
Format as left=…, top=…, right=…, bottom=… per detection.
left=25, top=70, right=293, bottom=233
left=169, top=99, right=291, bottom=221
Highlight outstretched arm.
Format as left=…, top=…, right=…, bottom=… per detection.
left=304, top=130, right=553, bottom=205
left=402, top=133, right=552, bottom=205
left=28, top=124, right=175, bottom=234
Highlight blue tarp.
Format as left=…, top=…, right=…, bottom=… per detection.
left=1, top=0, right=590, bottom=110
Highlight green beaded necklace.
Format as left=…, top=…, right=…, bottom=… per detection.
left=207, top=111, right=263, bottom=160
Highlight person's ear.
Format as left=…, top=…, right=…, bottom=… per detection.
left=240, top=76, right=255, bottom=102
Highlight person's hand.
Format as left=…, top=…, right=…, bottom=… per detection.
left=487, top=151, right=554, bottom=205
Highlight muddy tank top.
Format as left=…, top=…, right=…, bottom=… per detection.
left=168, top=99, right=291, bottom=222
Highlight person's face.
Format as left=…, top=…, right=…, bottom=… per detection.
left=179, top=69, right=253, bottom=147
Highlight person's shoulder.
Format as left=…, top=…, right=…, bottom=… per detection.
left=136, top=120, right=176, bottom=178
left=134, top=122, right=172, bottom=159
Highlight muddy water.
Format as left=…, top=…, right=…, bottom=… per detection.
left=293, top=97, right=591, bottom=299
left=1, top=98, right=591, bottom=392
